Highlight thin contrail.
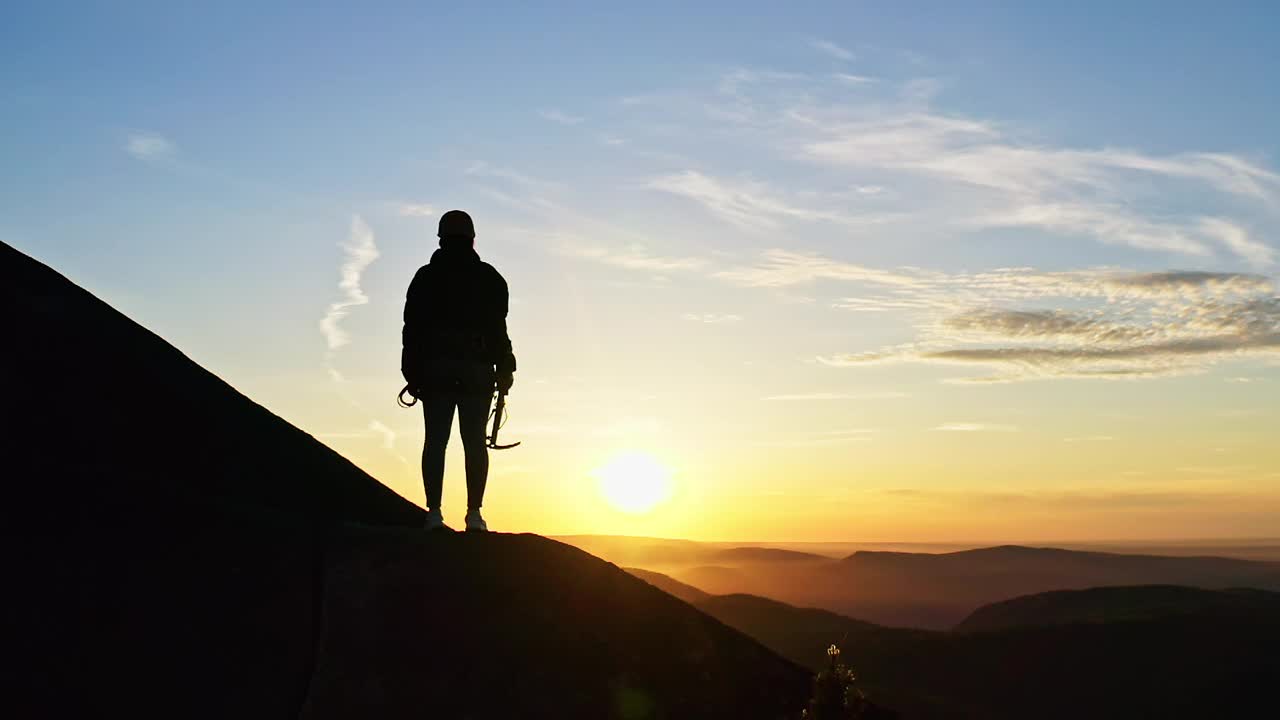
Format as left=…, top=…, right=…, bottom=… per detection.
left=320, top=215, right=379, bottom=350
left=317, top=215, right=409, bottom=467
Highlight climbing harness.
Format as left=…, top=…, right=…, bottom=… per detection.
left=396, top=384, right=522, bottom=450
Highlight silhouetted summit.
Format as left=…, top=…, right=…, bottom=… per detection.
left=309, top=531, right=808, bottom=719
left=2, top=241, right=809, bottom=719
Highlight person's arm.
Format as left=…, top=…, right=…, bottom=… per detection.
left=491, top=270, right=517, bottom=389
left=401, top=267, right=428, bottom=389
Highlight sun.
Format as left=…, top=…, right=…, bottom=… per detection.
left=594, top=451, right=674, bottom=514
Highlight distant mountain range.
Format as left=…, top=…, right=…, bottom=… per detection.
left=568, top=535, right=1280, bottom=628
left=627, top=567, right=1280, bottom=719
left=955, top=584, right=1280, bottom=632
left=2, top=240, right=811, bottom=719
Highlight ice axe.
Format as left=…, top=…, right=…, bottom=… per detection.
left=487, top=390, right=521, bottom=450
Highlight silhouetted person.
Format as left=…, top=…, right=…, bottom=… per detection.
left=402, top=210, right=516, bottom=531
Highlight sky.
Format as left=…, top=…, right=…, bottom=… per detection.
left=4, top=1, right=1280, bottom=542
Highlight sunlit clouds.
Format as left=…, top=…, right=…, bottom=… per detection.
left=817, top=270, right=1280, bottom=383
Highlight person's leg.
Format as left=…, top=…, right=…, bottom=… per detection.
left=421, top=393, right=457, bottom=510
left=456, top=392, right=493, bottom=510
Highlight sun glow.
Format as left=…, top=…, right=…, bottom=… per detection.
left=594, top=451, right=674, bottom=514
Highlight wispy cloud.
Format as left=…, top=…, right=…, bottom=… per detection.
left=125, top=132, right=175, bottom=159
left=398, top=203, right=437, bottom=217
left=561, top=243, right=705, bottom=272
left=682, top=312, right=743, bottom=324
left=667, top=69, right=1278, bottom=265
left=972, top=203, right=1212, bottom=256
left=810, top=39, right=854, bottom=61
left=760, top=428, right=876, bottom=448
left=799, top=111, right=1279, bottom=262
left=763, top=391, right=910, bottom=400
left=316, top=220, right=403, bottom=467
left=539, top=108, right=586, bottom=125
left=317, top=423, right=400, bottom=444
left=368, top=420, right=396, bottom=449
left=877, top=486, right=1275, bottom=513
left=1175, top=464, right=1256, bottom=476
left=716, top=249, right=923, bottom=288
left=460, top=161, right=711, bottom=280
left=832, top=73, right=878, bottom=85
left=934, top=422, right=1019, bottom=432
left=761, top=436, right=874, bottom=448
left=320, top=216, right=380, bottom=350
left=803, top=113, right=1280, bottom=205
left=465, top=161, right=562, bottom=192
left=649, top=171, right=894, bottom=231
left=1197, top=217, right=1275, bottom=268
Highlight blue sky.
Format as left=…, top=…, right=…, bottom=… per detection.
left=4, top=2, right=1279, bottom=539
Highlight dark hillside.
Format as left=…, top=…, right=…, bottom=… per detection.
left=956, top=584, right=1280, bottom=632
left=1, top=239, right=422, bottom=527
left=305, top=531, right=809, bottom=719
left=2, top=241, right=811, bottom=719
left=626, top=567, right=714, bottom=604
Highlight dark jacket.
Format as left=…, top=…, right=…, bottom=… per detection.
left=401, top=246, right=516, bottom=393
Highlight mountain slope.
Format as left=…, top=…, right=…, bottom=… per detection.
left=626, top=567, right=713, bottom=604
left=1, top=239, right=422, bottom=527
left=307, top=531, right=809, bottom=719
left=955, top=584, right=1280, bottom=632
left=2, top=241, right=811, bottom=719
left=696, top=594, right=885, bottom=669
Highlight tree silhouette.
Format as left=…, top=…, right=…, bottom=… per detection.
left=803, top=644, right=874, bottom=719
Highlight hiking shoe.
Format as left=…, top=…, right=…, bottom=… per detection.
left=423, top=508, right=448, bottom=532
left=464, top=509, right=488, bottom=533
